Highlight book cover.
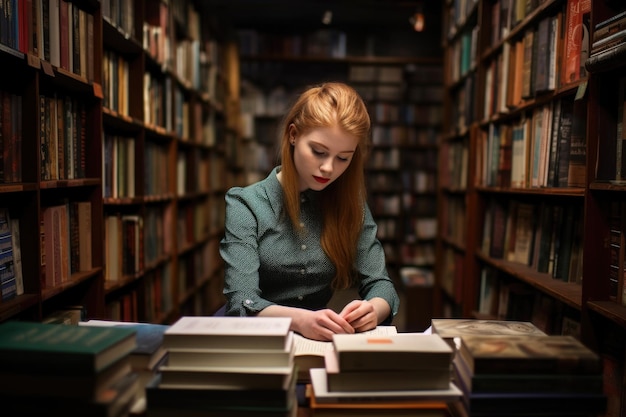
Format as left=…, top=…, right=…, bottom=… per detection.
left=458, top=334, right=602, bottom=375
left=163, top=316, right=292, bottom=350
left=0, top=321, right=136, bottom=374
left=431, top=319, right=546, bottom=341
left=332, top=333, right=452, bottom=372
left=80, top=320, right=169, bottom=371
left=309, top=368, right=462, bottom=404
left=324, top=350, right=451, bottom=392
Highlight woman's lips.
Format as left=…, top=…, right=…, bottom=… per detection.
left=313, top=176, right=330, bottom=184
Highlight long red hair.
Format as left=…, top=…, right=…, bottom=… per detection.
left=278, top=83, right=371, bottom=289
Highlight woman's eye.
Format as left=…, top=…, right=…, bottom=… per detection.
left=312, top=149, right=325, bottom=156
left=337, top=156, right=349, bottom=162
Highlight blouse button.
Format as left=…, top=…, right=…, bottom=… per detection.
left=301, top=244, right=307, bottom=250
left=300, top=269, right=305, bottom=274
left=245, top=299, right=253, bottom=305
left=299, top=222, right=305, bottom=227
left=298, top=295, right=304, bottom=300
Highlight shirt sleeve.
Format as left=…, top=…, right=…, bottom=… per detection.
left=354, top=204, right=400, bottom=322
left=219, top=188, right=276, bottom=316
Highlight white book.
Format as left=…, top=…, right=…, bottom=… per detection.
left=167, top=332, right=295, bottom=368
left=309, top=368, right=462, bottom=404
left=158, top=365, right=295, bottom=390
left=332, top=333, right=453, bottom=372
left=163, top=316, right=292, bottom=350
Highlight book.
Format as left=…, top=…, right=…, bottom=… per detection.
left=0, top=321, right=136, bottom=374
left=0, top=354, right=132, bottom=399
left=167, top=331, right=295, bottom=368
left=453, top=348, right=603, bottom=394
left=162, top=316, right=292, bottom=350
left=431, top=319, right=546, bottom=342
left=146, top=373, right=297, bottom=410
left=324, top=350, right=451, bottom=392
left=158, top=364, right=296, bottom=390
left=1, top=371, right=140, bottom=417
left=458, top=335, right=602, bottom=375
left=309, top=368, right=462, bottom=404
left=293, top=325, right=397, bottom=381
left=79, top=320, right=169, bottom=371
left=460, top=391, right=607, bottom=415
left=331, top=333, right=452, bottom=372
left=309, top=392, right=450, bottom=417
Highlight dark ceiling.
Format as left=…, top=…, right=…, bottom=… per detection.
left=208, top=0, right=442, bottom=32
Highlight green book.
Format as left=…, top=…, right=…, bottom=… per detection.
left=0, top=321, right=136, bottom=375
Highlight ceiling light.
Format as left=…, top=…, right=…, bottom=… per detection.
left=409, top=4, right=424, bottom=32
left=322, top=10, right=333, bottom=25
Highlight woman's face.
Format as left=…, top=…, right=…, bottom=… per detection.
left=291, top=124, right=359, bottom=192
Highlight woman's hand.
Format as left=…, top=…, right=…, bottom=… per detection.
left=339, top=297, right=391, bottom=332
left=296, top=308, right=355, bottom=341
left=258, top=305, right=354, bottom=341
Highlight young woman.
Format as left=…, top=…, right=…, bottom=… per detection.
left=219, top=82, right=399, bottom=341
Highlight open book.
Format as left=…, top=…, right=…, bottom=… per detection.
left=294, top=325, right=397, bottom=382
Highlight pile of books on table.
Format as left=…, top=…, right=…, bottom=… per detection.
left=0, top=320, right=141, bottom=417
left=146, top=316, right=298, bottom=417
left=308, top=332, right=462, bottom=416
left=430, top=318, right=607, bottom=417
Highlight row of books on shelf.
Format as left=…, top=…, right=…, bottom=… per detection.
left=0, top=89, right=22, bottom=184
left=585, top=9, right=626, bottom=72
left=369, top=103, right=443, bottom=126
left=372, top=125, right=441, bottom=147
left=0, top=314, right=611, bottom=416
left=477, top=95, right=587, bottom=189
left=237, top=29, right=347, bottom=58
left=0, top=208, right=22, bottom=301
left=482, top=198, right=584, bottom=284
left=41, top=201, right=93, bottom=288
left=0, top=0, right=96, bottom=80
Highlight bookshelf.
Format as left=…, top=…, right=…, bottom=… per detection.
left=0, top=0, right=238, bottom=325
left=439, top=0, right=626, bottom=413
left=235, top=27, right=443, bottom=331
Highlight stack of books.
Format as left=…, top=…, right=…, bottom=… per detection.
left=309, top=333, right=462, bottom=416
left=79, top=319, right=171, bottom=413
left=146, top=316, right=298, bottom=417
left=0, top=320, right=141, bottom=416
left=450, top=334, right=607, bottom=417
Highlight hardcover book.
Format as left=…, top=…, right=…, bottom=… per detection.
left=431, top=318, right=546, bottom=341
left=453, top=350, right=603, bottom=394
left=293, top=325, right=397, bottom=382
left=458, top=335, right=602, bottom=375
left=309, top=368, right=462, bottom=404
left=324, top=350, right=451, bottom=392
left=158, top=364, right=296, bottom=390
left=167, top=330, right=295, bottom=368
left=146, top=373, right=296, bottom=410
left=331, top=333, right=452, bottom=372
left=0, top=321, right=136, bottom=374
left=162, top=316, right=292, bottom=350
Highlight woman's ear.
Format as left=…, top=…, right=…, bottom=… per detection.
left=288, top=124, right=297, bottom=144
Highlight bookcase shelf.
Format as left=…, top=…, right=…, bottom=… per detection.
left=439, top=0, right=626, bottom=413
left=0, top=0, right=238, bottom=326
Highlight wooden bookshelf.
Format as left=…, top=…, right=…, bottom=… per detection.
left=438, top=0, right=626, bottom=413
left=0, top=0, right=237, bottom=325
